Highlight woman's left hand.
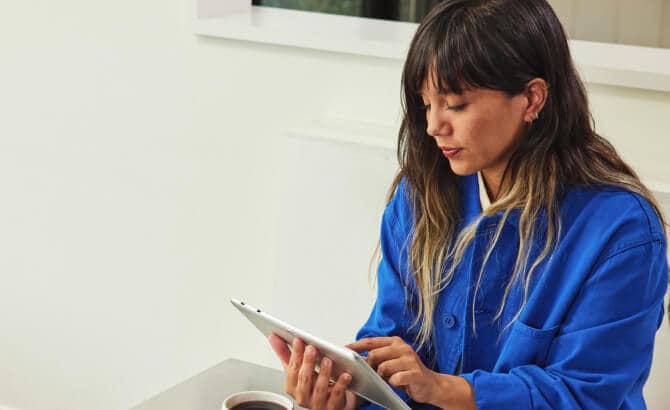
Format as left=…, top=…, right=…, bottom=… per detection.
left=346, top=336, right=442, bottom=405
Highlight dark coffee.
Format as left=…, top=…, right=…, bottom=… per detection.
left=230, top=400, right=287, bottom=410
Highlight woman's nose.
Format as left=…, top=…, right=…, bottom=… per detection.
left=426, top=110, right=452, bottom=137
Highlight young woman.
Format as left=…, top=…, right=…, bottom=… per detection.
left=270, top=1, right=668, bottom=409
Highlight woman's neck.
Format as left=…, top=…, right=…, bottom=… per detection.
left=480, top=168, right=505, bottom=202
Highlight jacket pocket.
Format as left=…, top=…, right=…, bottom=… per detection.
left=495, top=320, right=559, bottom=371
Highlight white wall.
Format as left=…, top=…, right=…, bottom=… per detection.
left=549, top=0, right=670, bottom=48
left=0, top=1, right=668, bottom=410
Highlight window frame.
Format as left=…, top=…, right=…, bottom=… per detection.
left=192, top=1, right=670, bottom=93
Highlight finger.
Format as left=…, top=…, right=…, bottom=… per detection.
left=387, top=370, right=413, bottom=388
left=326, top=372, right=352, bottom=410
left=312, top=356, right=332, bottom=409
left=366, top=344, right=405, bottom=370
left=376, top=357, right=410, bottom=380
left=268, top=333, right=291, bottom=369
left=346, top=336, right=397, bottom=353
left=295, top=344, right=318, bottom=405
left=286, top=338, right=304, bottom=394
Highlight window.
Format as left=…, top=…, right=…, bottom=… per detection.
left=193, top=0, right=670, bottom=92
left=252, top=0, right=670, bottom=49
left=251, top=0, right=442, bottom=23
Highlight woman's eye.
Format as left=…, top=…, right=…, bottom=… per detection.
left=418, top=101, right=466, bottom=112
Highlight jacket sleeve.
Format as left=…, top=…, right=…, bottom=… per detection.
left=459, top=238, right=668, bottom=410
left=356, top=179, right=416, bottom=344
left=354, top=179, right=431, bottom=409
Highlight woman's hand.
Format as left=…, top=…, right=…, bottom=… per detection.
left=269, top=333, right=360, bottom=410
left=347, top=336, right=441, bottom=405
left=347, top=337, right=476, bottom=410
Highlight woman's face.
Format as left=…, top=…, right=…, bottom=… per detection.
left=420, top=71, right=528, bottom=182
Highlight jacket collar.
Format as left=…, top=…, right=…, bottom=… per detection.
left=460, top=173, right=525, bottom=232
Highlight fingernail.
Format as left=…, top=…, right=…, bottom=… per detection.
left=343, top=373, right=351, bottom=382
left=322, top=357, right=331, bottom=367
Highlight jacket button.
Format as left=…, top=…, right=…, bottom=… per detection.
left=443, top=314, right=456, bottom=328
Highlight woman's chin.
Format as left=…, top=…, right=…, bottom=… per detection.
left=448, top=161, right=479, bottom=177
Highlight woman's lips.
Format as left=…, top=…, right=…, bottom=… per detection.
left=440, top=147, right=463, bottom=158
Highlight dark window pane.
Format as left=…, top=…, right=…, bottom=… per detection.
left=251, top=0, right=443, bottom=23
left=251, top=1, right=363, bottom=18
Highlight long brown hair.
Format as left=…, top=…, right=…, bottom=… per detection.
left=384, top=0, right=668, bottom=351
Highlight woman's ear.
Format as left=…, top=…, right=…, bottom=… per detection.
left=524, top=78, right=549, bottom=123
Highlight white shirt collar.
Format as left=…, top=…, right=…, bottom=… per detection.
left=478, top=171, right=492, bottom=211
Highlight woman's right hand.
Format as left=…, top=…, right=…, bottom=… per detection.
left=269, top=333, right=360, bottom=410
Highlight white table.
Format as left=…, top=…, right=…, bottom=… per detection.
left=131, top=359, right=306, bottom=410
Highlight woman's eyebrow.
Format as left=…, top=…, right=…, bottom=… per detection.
left=418, top=89, right=454, bottom=97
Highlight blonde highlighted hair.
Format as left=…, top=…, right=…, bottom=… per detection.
left=375, top=0, right=668, bottom=353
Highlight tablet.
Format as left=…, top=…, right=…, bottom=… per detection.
left=231, top=299, right=411, bottom=410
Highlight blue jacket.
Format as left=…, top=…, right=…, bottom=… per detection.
left=356, top=174, right=668, bottom=409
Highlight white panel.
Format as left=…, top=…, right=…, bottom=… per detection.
left=652, top=189, right=670, bottom=223
left=549, top=0, right=576, bottom=37
left=648, top=181, right=670, bottom=223
left=196, top=0, right=249, bottom=18
left=574, top=0, right=618, bottom=43
left=663, top=0, right=670, bottom=48
left=645, top=184, right=670, bottom=409
left=617, top=0, right=663, bottom=47
left=193, top=6, right=417, bottom=60
left=274, top=132, right=398, bottom=348
left=645, top=299, right=670, bottom=408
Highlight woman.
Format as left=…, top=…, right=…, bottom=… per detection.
left=270, top=0, right=668, bottom=409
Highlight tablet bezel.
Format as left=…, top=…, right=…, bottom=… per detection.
left=231, top=298, right=411, bottom=410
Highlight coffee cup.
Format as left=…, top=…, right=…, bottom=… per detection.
left=222, top=390, right=294, bottom=410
